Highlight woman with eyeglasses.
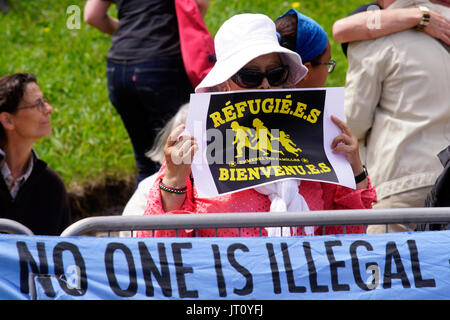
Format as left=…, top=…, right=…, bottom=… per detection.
left=0, top=73, right=70, bottom=235
left=137, top=13, right=376, bottom=238
left=276, top=9, right=335, bottom=89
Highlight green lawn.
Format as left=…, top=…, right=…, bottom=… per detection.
left=0, top=0, right=368, bottom=190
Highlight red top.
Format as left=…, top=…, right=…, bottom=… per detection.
left=137, top=164, right=377, bottom=238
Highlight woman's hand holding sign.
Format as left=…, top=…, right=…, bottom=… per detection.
left=330, top=115, right=368, bottom=189
left=161, top=124, right=198, bottom=212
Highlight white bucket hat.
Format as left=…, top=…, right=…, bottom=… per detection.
left=195, top=13, right=308, bottom=93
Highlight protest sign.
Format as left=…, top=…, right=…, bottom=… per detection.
left=186, top=88, right=355, bottom=198
left=0, top=231, right=449, bottom=300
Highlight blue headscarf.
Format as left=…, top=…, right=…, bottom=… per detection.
left=276, top=9, right=328, bottom=63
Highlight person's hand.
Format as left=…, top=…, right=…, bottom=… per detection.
left=424, top=9, right=450, bottom=46
left=162, top=124, right=198, bottom=188
left=330, top=115, right=364, bottom=176
left=195, top=0, right=210, bottom=17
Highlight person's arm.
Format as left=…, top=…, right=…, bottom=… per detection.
left=196, top=0, right=210, bottom=17
left=84, top=0, right=118, bottom=35
left=333, top=7, right=450, bottom=46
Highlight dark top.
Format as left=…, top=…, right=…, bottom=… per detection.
left=424, top=145, right=450, bottom=231
left=341, top=2, right=381, bottom=57
left=425, top=145, right=450, bottom=207
left=105, top=0, right=182, bottom=62
left=0, top=154, right=71, bottom=236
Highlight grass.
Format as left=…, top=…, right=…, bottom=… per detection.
left=0, top=0, right=132, bottom=187
left=0, top=0, right=368, bottom=190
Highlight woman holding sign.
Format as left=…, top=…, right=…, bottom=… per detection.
left=137, top=13, right=376, bottom=238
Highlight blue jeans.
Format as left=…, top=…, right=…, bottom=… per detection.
left=106, top=58, right=192, bottom=185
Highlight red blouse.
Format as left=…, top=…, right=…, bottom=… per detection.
left=137, top=164, right=377, bottom=238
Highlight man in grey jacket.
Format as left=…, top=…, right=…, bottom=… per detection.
left=344, top=0, right=450, bottom=233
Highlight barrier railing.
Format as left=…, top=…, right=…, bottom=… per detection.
left=60, top=207, right=450, bottom=237
left=0, top=218, right=34, bottom=235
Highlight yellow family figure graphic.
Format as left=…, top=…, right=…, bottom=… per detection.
left=278, top=131, right=302, bottom=157
left=230, top=121, right=256, bottom=158
left=251, top=118, right=284, bottom=156
left=230, top=118, right=303, bottom=158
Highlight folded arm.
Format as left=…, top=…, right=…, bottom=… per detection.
left=333, top=7, right=450, bottom=46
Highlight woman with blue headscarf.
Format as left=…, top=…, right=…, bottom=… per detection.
left=276, top=9, right=335, bottom=88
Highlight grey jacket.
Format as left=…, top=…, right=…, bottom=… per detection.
left=344, top=0, right=450, bottom=200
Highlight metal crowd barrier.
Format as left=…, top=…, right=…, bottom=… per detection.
left=0, top=218, right=34, bottom=235
left=60, top=207, right=450, bottom=237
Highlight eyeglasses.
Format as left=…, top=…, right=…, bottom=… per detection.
left=311, top=59, right=336, bottom=73
left=231, top=65, right=290, bottom=88
left=17, top=98, right=50, bottom=113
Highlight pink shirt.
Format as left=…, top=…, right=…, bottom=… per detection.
left=137, top=164, right=377, bottom=238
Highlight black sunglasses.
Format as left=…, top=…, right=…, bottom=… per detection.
left=231, top=65, right=290, bottom=88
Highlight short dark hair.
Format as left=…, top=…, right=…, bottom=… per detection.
left=0, top=73, right=37, bottom=114
left=275, top=14, right=327, bottom=64
left=0, top=73, right=37, bottom=146
left=275, top=14, right=297, bottom=53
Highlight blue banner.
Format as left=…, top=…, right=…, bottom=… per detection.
left=0, top=231, right=449, bottom=300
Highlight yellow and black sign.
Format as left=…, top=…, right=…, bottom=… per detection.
left=205, top=89, right=338, bottom=194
